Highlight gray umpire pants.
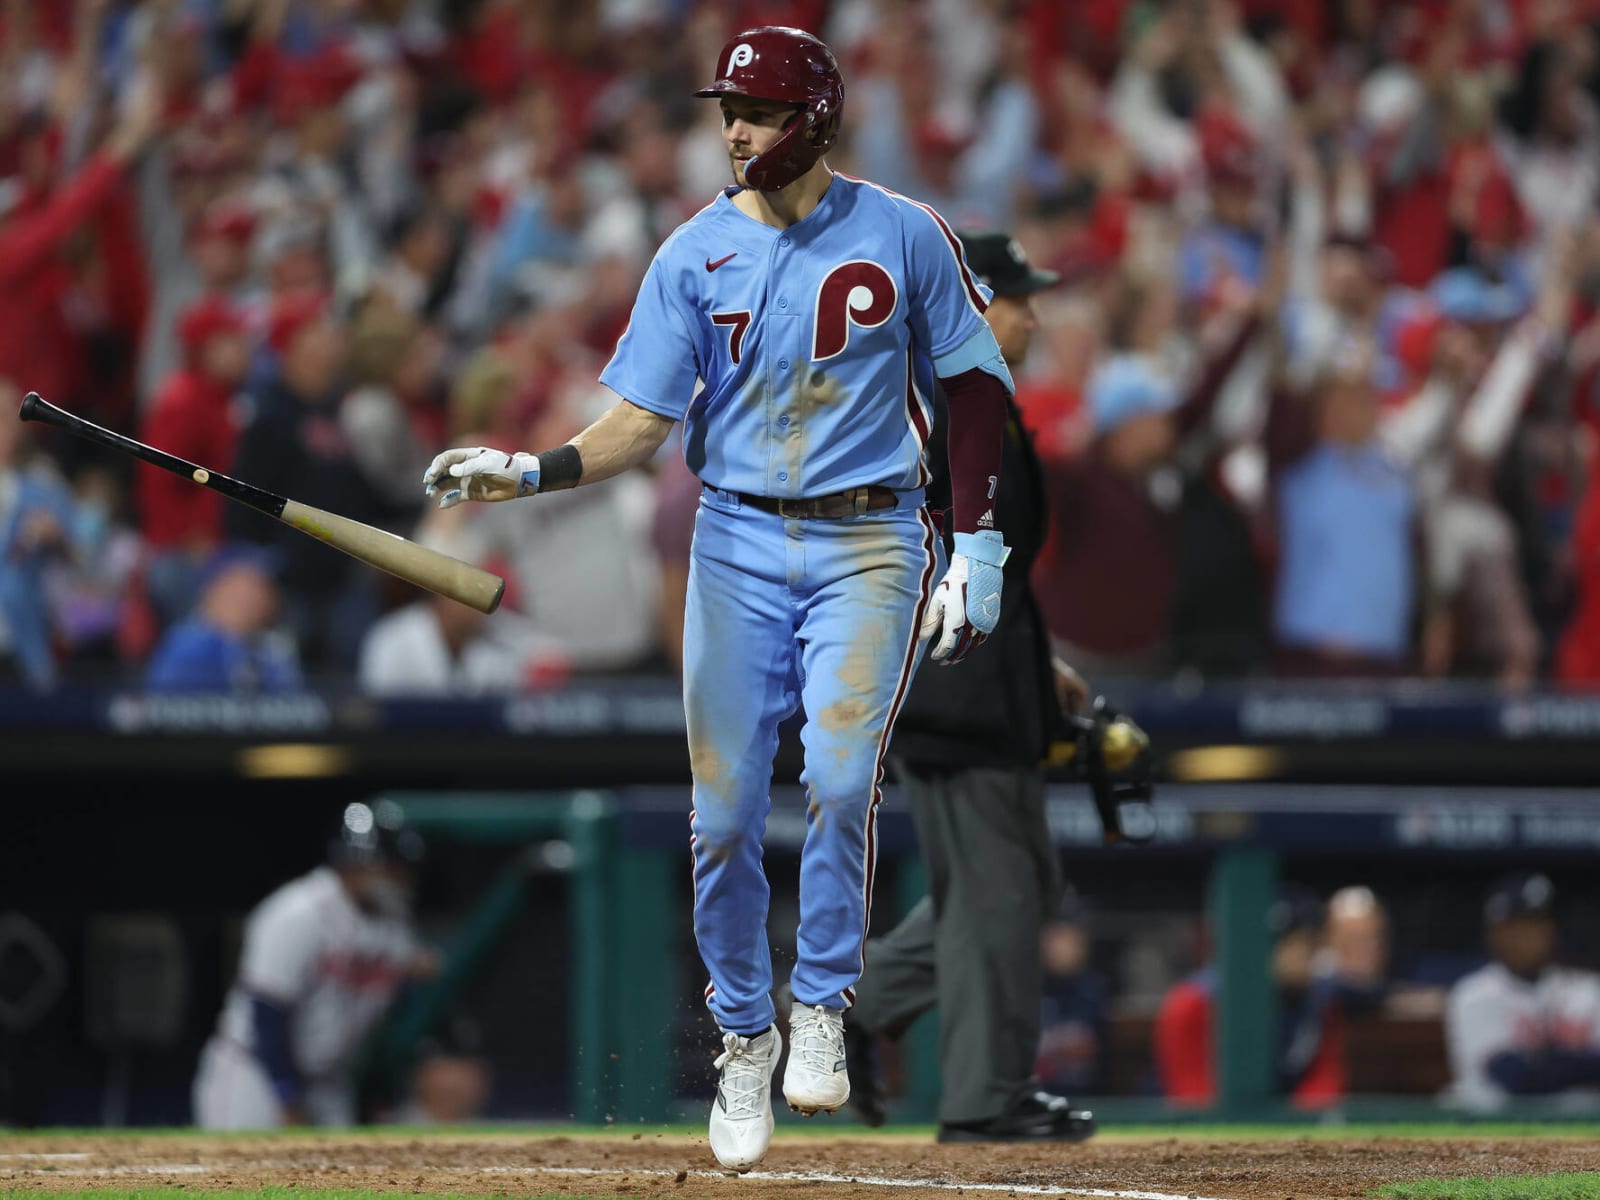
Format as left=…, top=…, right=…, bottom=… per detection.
left=851, top=762, right=1063, bottom=1124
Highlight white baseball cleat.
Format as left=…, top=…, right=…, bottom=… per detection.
left=783, top=1002, right=850, bottom=1115
left=709, top=1024, right=781, bottom=1172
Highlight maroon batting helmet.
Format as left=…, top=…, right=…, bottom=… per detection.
left=694, top=26, right=844, bottom=192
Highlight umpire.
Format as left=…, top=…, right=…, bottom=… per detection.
left=848, top=231, right=1097, bottom=1143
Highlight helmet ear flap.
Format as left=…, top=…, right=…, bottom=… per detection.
left=742, top=102, right=831, bottom=191
left=806, top=97, right=840, bottom=150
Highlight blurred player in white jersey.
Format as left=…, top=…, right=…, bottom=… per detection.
left=1447, top=873, right=1600, bottom=1110
left=192, top=801, right=430, bottom=1128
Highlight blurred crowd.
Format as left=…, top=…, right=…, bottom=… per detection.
left=9, top=0, right=1600, bottom=690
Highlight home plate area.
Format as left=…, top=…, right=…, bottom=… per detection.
left=4, top=1132, right=1600, bottom=1200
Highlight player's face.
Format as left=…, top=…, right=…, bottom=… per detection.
left=1490, top=915, right=1557, bottom=978
left=1270, top=928, right=1317, bottom=993
left=721, top=97, right=800, bottom=184
left=352, top=862, right=416, bottom=921
left=986, top=294, right=1040, bottom=367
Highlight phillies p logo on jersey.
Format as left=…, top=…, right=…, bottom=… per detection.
left=813, top=261, right=897, bottom=361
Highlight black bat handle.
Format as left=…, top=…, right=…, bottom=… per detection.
left=17, top=391, right=288, bottom=520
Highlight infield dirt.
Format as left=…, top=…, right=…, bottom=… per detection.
left=5, top=1132, right=1600, bottom=1200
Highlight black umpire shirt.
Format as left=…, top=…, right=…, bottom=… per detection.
left=892, top=382, right=1059, bottom=773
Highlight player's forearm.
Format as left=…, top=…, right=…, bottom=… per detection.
left=1487, top=1047, right=1600, bottom=1094
left=248, top=993, right=304, bottom=1107
left=424, top=402, right=675, bottom=508
left=941, top=367, right=1008, bottom=534
left=543, top=401, right=676, bottom=491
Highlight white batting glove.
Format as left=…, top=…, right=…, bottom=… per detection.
left=919, top=530, right=1010, bottom=665
left=422, top=447, right=541, bottom=509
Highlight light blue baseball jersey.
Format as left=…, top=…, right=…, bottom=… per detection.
left=599, top=174, right=1012, bottom=498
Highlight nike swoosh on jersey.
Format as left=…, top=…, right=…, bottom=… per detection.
left=706, top=252, right=738, bottom=272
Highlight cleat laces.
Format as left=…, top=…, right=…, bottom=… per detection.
left=790, top=1005, right=845, bottom=1075
left=714, top=1032, right=771, bottom=1120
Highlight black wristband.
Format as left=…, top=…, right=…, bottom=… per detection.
left=535, top=444, right=583, bottom=492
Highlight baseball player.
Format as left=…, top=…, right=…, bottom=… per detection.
left=192, top=802, right=428, bottom=1128
left=422, top=26, right=1014, bottom=1171
left=843, top=231, right=1097, bottom=1143
left=1447, top=873, right=1600, bottom=1110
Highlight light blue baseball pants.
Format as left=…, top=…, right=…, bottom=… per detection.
left=684, top=485, right=942, bottom=1035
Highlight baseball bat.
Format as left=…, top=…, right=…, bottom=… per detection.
left=17, top=391, right=504, bottom=614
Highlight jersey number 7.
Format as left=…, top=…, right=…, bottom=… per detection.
left=711, top=311, right=751, bottom=364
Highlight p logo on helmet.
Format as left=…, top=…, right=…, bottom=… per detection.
left=695, top=26, right=845, bottom=192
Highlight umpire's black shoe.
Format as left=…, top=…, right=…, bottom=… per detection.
left=937, top=1091, right=1097, bottom=1143
left=843, top=1023, right=887, bottom=1128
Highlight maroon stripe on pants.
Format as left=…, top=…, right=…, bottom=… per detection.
left=848, top=506, right=940, bottom=1006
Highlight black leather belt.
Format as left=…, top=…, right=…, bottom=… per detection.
left=736, top=485, right=901, bottom=519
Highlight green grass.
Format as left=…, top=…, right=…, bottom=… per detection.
left=1376, top=1173, right=1600, bottom=1200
